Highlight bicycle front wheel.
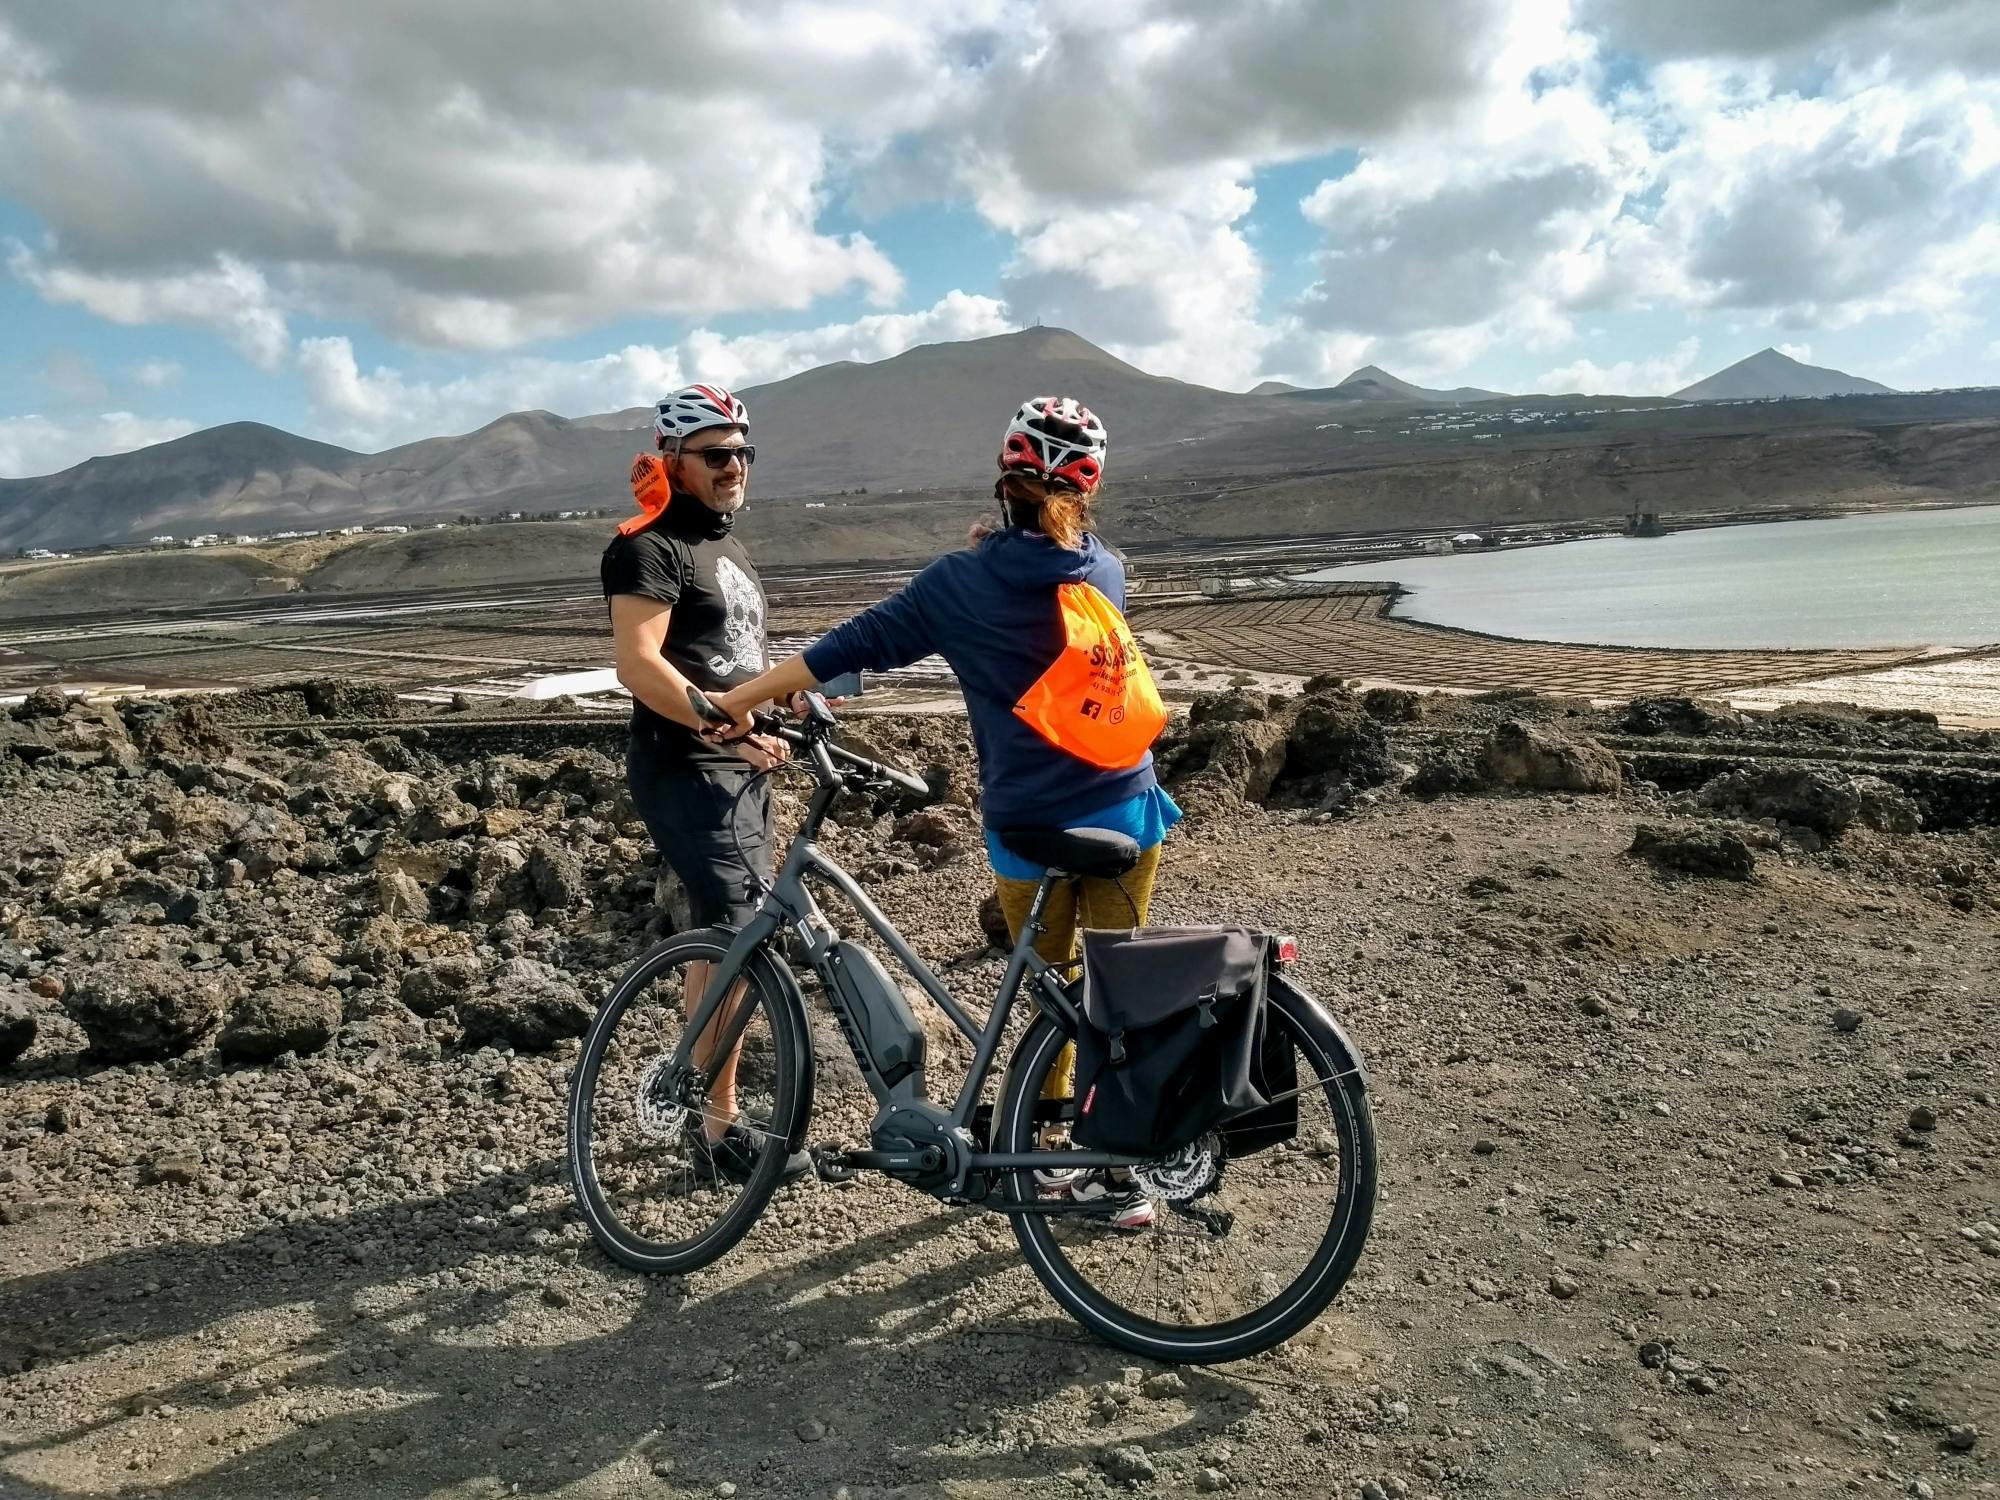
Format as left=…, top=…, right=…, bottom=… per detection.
left=566, top=929, right=810, bottom=1274
left=995, top=975, right=1376, bottom=1363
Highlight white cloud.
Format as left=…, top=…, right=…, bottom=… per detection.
left=1776, top=342, right=1813, bottom=362
left=1650, top=69, right=2000, bottom=327
left=0, top=4, right=937, bottom=354
left=2, top=0, right=1997, bottom=403
left=10, top=250, right=291, bottom=369
left=1535, top=336, right=1704, bottom=394
left=1283, top=10, right=2000, bottom=381
left=0, top=1, right=1533, bottom=381
left=0, top=411, right=199, bottom=478
left=299, top=291, right=1013, bottom=449
left=130, top=358, right=185, bottom=390
left=998, top=176, right=1271, bottom=389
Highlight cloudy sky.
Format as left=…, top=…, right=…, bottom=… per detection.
left=2, top=0, right=1997, bottom=476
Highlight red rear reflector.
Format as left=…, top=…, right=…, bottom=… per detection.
left=1275, top=936, right=1299, bottom=965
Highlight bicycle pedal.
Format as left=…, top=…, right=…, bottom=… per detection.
left=810, top=1143, right=865, bottom=1185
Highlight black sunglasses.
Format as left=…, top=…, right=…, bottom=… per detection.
left=680, top=443, right=756, bottom=470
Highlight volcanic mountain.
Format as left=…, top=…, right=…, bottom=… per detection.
left=0, top=328, right=1255, bottom=548
left=1673, top=348, right=1895, bottom=401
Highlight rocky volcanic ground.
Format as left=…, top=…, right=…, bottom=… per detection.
left=0, top=681, right=1996, bottom=1499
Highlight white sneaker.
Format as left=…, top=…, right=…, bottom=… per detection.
left=1072, top=1171, right=1155, bottom=1230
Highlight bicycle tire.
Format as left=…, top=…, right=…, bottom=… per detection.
left=566, top=928, right=812, bottom=1274
left=995, top=973, right=1376, bottom=1363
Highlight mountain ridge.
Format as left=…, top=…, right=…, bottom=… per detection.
left=0, top=328, right=1909, bottom=550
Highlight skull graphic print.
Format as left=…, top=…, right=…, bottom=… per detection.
left=710, top=555, right=766, bottom=677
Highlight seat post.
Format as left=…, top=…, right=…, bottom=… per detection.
left=1024, top=869, right=1062, bottom=938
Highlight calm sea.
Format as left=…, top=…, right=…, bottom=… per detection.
left=1304, top=504, right=2000, bottom=650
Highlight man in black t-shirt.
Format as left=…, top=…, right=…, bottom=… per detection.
left=602, top=382, right=807, bottom=1183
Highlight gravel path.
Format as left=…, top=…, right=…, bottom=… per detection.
left=2, top=689, right=1996, bottom=1498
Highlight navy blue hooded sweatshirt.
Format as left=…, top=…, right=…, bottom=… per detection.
left=801, top=528, right=1156, bottom=830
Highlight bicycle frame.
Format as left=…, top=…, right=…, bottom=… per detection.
left=663, top=762, right=1143, bottom=1195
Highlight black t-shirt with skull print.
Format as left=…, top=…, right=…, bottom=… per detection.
left=601, top=493, right=768, bottom=763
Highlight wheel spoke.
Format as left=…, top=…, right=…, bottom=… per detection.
left=568, top=939, right=798, bottom=1270
left=1002, top=991, right=1374, bottom=1357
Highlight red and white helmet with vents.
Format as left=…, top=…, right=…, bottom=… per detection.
left=999, top=396, right=1107, bottom=489
left=654, top=384, right=748, bottom=450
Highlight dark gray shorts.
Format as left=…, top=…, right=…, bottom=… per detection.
left=628, top=730, right=774, bottom=931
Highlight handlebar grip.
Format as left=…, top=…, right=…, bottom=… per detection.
left=684, top=687, right=804, bottom=747
left=686, top=686, right=925, bottom=791
left=686, top=686, right=728, bottom=726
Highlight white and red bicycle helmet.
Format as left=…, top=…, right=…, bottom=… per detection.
left=999, top=396, right=1107, bottom=490
left=654, top=384, right=748, bottom=451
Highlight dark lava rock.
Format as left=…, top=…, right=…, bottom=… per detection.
left=67, top=962, right=239, bottom=1061
left=14, top=685, right=71, bottom=721
left=1157, top=717, right=1289, bottom=811
left=1187, top=689, right=1275, bottom=726
left=893, top=807, right=965, bottom=850
left=1480, top=720, right=1621, bottom=794
left=1629, top=823, right=1757, bottom=880
left=151, top=793, right=255, bottom=848
left=304, top=680, right=404, bottom=720
left=399, top=956, right=481, bottom=1016
left=1851, top=775, right=1922, bottom=835
left=977, top=891, right=1012, bottom=950
left=1405, top=746, right=1489, bottom=799
left=1621, top=696, right=1730, bottom=737
left=217, top=985, right=341, bottom=1061
left=457, top=957, right=592, bottom=1050
left=528, top=840, right=587, bottom=909
left=654, top=869, right=695, bottom=934
left=0, top=987, right=37, bottom=1067
left=1361, top=687, right=1422, bottom=724
left=1698, top=766, right=1861, bottom=838
left=1284, top=698, right=1392, bottom=784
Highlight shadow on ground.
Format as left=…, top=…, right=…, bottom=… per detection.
left=0, top=1167, right=1249, bottom=1497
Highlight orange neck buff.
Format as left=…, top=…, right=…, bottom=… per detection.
left=617, top=452, right=673, bottom=536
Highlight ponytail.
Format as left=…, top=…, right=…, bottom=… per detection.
left=994, top=472, right=1095, bottom=550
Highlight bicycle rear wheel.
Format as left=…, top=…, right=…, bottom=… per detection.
left=566, top=930, right=809, bottom=1274
left=995, top=975, right=1376, bottom=1363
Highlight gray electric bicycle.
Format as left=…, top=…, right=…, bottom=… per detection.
left=566, top=689, right=1376, bottom=1363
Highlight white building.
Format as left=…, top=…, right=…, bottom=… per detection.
left=371, top=524, right=409, bottom=534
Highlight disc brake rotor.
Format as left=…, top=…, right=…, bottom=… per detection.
left=634, top=1058, right=690, bottom=1139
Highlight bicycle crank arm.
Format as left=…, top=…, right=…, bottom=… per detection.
left=826, top=1146, right=945, bottom=1175
left=967, top=1151, right=1143, bottom=1170
left=990, top=1197, right=1157, bottom=1217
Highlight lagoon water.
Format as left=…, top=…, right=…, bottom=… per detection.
left=1304, top=504, right=2000, bottom=650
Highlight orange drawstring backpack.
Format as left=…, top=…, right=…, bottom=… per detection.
left=1013, top=582, right=1168, bottom=770
left=617, top=452, right=673, bottom=536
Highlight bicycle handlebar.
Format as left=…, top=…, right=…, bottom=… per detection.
left=685, top=687, right=930, bottom=798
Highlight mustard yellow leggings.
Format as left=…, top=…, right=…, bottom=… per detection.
left=991, top=843, right=1162, bottom=1102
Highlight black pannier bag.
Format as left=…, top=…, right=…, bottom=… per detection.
left=1071, top=926, right=1298, bottom=1157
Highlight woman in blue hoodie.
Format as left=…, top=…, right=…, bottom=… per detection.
left=716, top=396, right=1179, bottom=1226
